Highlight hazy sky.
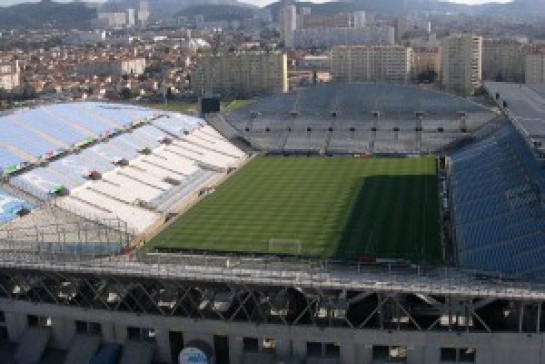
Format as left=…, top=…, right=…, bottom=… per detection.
left=0, top=0, right=513, bottom=7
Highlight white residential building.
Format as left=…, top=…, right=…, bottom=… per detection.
left=441, top=34, right=482, bottom=96
left=292, top=26, right=395, bottom=49
left=280, top=4, right=297, bottom=48
left=191, top=52, right=288, bottom=97
left=75, top=58, right=146, bottom=77
left=0, top=62, right=20, bottom=91
left=331, top=45, right=413, bottom=83
left=525, top=51, right=545, bottom=84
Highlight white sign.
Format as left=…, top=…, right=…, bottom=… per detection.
left=179, top=347, right=209, bottom=364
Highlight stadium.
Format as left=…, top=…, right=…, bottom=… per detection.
left=0, top=82, right=544, bottom=364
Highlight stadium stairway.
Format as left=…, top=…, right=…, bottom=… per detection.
left=205, top=113, right=263, bottom=152
left=63, top=335, right=101, bottom=364
left=118, top=340, right=154, bottom=364
left=14, top=327, right=51, bottom=364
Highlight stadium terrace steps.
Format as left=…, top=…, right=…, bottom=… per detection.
left=145, top=150, right=200, bottom=175
left=182, top=135, right=241, bottom=159
left=63, top=335, right=101, bottom=364
left=129, top=160, right=185, bottom=180
left=117, top=169, right=172, bottom=190
left=71, top=188, right=161, bottom=233
left=150, top=169, right=218, bottom=213
left=14, top=327, right=51, bottom=364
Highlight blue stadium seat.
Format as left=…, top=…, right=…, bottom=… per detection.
left=0, top=188, right=34, bottom=225
left=452, top=125, right=545, bottom=279
left=0, top=148, right=25, bottom=172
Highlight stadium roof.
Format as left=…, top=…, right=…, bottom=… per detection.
left=485, top=82, right=545, bottom=155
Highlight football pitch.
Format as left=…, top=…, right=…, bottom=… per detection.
left=150, top=156, right=441, bottom=263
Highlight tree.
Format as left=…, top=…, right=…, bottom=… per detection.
left=0, top=87, right=8, bottom=101
left=120, top=87, right=133, bottom=100
left=417, top=70, right=438, bottom=84
left=21, top=86, right=37, bottom=101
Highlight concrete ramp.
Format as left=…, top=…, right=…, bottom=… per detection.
left=63, top=335, right=101, bottom=364
left=119, top=341, right=155, bottom=364
left=14, top=328, right=51, bottom=364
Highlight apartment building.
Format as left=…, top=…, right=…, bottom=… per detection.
left=0, top=62, right=20, bottom=91
left=441, top=34, right=482, bottom=96
left=191, top=52, right=288, bottom=97
left=75, top=58, right=147, bottom=77
left=331, top=45, right=413, bottom=83
left=411, top=47, right=441, bottom=81
left=482, top=37, right=528, bottom=82
left=292, top=26, right=395, bottom=49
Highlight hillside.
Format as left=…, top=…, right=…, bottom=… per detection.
left=174, top=4, right=259, bottom=22
left=0, top=1, right=96, bottom=29
left=266, top=0, right=540, bottom=18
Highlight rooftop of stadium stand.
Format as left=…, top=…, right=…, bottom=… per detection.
left=485, top=82, right=545, bottom=157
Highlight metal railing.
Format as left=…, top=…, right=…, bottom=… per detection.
left=0, top=246, right=543, bottom=301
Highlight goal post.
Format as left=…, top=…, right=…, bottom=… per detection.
left=267, top=239, right=302, bottom=255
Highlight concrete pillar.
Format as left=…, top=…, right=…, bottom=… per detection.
left=355, top=344, right=372, bottom=364
left=113, top=324, right=127, bottom=344
left=228, top=335, right=243, bottom=364
left=407, top=345, right=424, bottom=364
left=4, top=312, right=27, bottom=342
left=101, top=322, right=115, bottom=343
left=292, top=340, right=306, bottom=361
left=51, top=318, right=75, bottom=349
left=424, top=345, right=440, bottom=364
left=476, top=345, right=493, bottom=364
left=275, top=339, right=291, bottom=358
left=154, top=329, right=171, bottom=364
left=340, top=343, right=355, bottom=364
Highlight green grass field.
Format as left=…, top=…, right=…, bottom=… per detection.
left=150, top=156, right=441, bottom=263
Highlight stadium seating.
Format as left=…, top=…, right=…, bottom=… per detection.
left=13, top=108, right=89, bottom=145
left=0, top=102, right=247, bottom=236
left=0, top=116, right=61, bottom=158
left=0, top=147, right=25, bottom=173
left=227, top=83, right=496, bottom=154
left=0, top=188, right=33, bottom=225
left=451, top=124, right=545, bottom=279
left=152, top=114, right=201, bottom=137
left=0, top=103, right=159, bottom=167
